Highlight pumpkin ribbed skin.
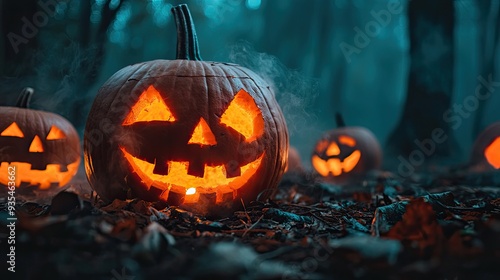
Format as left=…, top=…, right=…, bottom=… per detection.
left=0, top=105, right=80, bottom=190
left=311, top=126, right=381, bottom=184
left=84, top=59, right=288, bottom=215
left=0, top=108, right=80, bottom=164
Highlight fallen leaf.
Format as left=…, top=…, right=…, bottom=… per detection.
left=385, top=198, right=445, bottom=256
left=100, top=199, right=129, bottom=212
left=371, top=192, right=455, bottom=235
left=264, top=208, right=314, bottom=224
left=50, top=191, right=82, bottom=215
left=132, top=222, right=175, bottom=264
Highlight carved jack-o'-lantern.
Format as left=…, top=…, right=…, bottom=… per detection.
left=311, top=114, right=381, bottom=184
left=0, top=88, right=80, bottom=191
left=470, top=122, right=500, bottom=171
left=84, top=5, right=288, bottom=216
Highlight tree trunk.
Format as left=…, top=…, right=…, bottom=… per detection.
left=71, top=0, right=126, bottom=131
left=472, top=0, right=500, bottom=137
left=386, top=0, right=458, bottom=163
left=1, top=0, right=38, bottom=77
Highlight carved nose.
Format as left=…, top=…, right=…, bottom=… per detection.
left=188, top=118, right=217, bottom=146
left=29, top=135, right=44, bottom=152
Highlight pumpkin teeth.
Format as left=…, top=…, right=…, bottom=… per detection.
left=224, top=162, right=241, bottom=178
left=59, top=164, right=69, bottom=172
left=121, top=146, right=264, bottom=194
left=30, top=162, right=48, bottom=171
left=153, top=159, right=169, bottom=175
left=187, top=159, right=205, bottom=178
left=0, top=160, right=80, bottom=189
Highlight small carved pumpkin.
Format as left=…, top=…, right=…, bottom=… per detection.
left=470, top=122, right=500, bottom=171
left=0, top=88, right=81, bottom=191
left=84, top=5, right=288, bottom=216
left=311, top=114, right=381, bottom=184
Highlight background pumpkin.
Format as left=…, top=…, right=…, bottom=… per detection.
left=0, top=88, right=81, bottom=193
left=84, top=4, right=288, bottom=216
left=469, top=122, right=500, bottom=171
left=285, top=146, right=304, bottom=174
left=311, top=113, right=381, bottom=184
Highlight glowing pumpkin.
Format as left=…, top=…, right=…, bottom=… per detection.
left=84, top=4, right=288, bottom=216
left=0, top=88, right=80, bottom=191
left=311, top=114, right=381, bottom=184
left=470, top=122, right=500, bottom=171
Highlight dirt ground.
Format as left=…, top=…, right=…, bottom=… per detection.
left=1, top=169, right=499, bottom=280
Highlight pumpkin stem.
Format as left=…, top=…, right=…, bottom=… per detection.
left=16, top=87, right=34, bottom=108
left=335, top=112, right=346, bottom=128
left=172, top=4, right=202, bottom=61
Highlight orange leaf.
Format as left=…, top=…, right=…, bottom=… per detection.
left=386, top=198, right=444, bottom=256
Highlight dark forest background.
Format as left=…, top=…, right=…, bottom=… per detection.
left=1, top=0, right=499, bottom=170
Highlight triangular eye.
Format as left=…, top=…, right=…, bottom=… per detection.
left=220, top=89, right=264, bottom=142
left=46, top=125, right=66, bottom=140
left=29, top=135, right=44, bottom=152
left=188, top=118, right=217, bottom=146
left=123, top=85, right=176, bottom=125
left=1, top=122, right=24, bottom=137
left=315, top=140, right=329, bottom=153
left=339, top=136, right=356, bottom=147
left=326, top=142, right=340, bottom=156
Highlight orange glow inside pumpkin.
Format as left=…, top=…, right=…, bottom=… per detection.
left=120, top=147, right=264, bottom=202
left=123, top=85, right=176, bottom=125
left=119, top=87, right=266, bottom=203
left=220, top=89, right=264, bottom=142
left=188, top=118, right=217, bottom=146
left=0, top=160, right=80, bottom=189
left=342, top=150, right=361, bottom=172
left=339, top=135, right=356, bottom=147
left=1, top=122, right=79, bottom=189
left=326, top=142, right=340, bottom=156
left=312, top=155, right=329, bottom=176
left=184, top=187, right=199, bottom=203
left=1, top=122, right=24, bottom=137
left=312, top=150, right=361, bottom=176
left=312, top=136, right=361, bottom=177
left=29, top=135, right=44, bottom=152
left=485, top=137, right=500, bottom=169
left=46, top=125, right=66, bottom=140
left=315, top=140, right=329, bottom=153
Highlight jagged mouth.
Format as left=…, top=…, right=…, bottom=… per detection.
left=0, top=160, right=80, bottom=189
left=120, top=147, right=264, bottom=198
left=312, top=150, right=361, bottom=177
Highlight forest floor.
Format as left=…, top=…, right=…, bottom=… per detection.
left=1, top=170, right=500, bottom=280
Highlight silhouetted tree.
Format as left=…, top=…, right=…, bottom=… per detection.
left=472, top=0, right=500, bottom=137
left=386, top=0, right=458, bottom=163
left=1, top=0, right=38, bottom=78
left=71, top=0, right=126, bottom=130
